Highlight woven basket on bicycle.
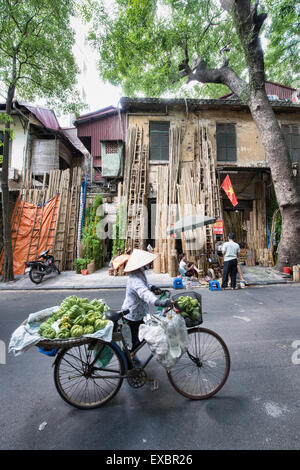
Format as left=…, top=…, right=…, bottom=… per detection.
left=171, top=291, right=203, bottom=327
left=36, top=330, right=122, bottom=350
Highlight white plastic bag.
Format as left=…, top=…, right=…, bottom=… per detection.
left=139, top=313, right=189, bottom=369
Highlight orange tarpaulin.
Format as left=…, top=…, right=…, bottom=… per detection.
left=0, top=195, right=60, bottom=275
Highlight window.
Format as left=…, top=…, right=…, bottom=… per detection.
left=105, top=141, right=119, bottom=154
left=0, top=131, right=3, bottom=167
left=216, top=124, right=237, bottom=162
left=149, top=121, right=170, bottom=161
left=101, top=141, right=123, bottom=177
left=281, top=125, right=300, bottom=163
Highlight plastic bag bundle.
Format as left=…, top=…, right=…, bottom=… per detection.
left=138, top=312, right=189, bottom=369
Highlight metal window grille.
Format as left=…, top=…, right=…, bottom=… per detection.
left=105, top=141, right=119, bottom=154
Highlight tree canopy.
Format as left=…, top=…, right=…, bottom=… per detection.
left=0, top=0, right=84, bottom=282
left=0, top=0, right=83, bottom=114
left=264, top=0, right=300, bottom=88
left=85, top=0, right=299, bottom=98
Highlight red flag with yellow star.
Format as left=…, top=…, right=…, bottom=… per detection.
left=221, top=175, right=238, bottom=207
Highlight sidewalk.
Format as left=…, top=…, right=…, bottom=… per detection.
left=0, top=265, right=293, bottom=290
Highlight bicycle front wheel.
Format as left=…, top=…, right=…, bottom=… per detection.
left=54, top=340, right=125, bottom=409
left=167, top=327, right=230, bottom=400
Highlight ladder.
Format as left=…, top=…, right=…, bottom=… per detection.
left=126, top=128, right=148, bottom=251
left=65, top=181, right=80, bottom=270
left=52, top=171, right=71, bottom=270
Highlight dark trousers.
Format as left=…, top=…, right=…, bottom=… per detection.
left=126, top=319, right=144, bottom=352
left=222, top=259, right=238, bottom=288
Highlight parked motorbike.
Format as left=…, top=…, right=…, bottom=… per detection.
left=25, top=250, right=60, bottom=284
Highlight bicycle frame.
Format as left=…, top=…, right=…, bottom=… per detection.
left=89, top=289, right=173, bottom=377
left=86, top=325, right=154, bottom=380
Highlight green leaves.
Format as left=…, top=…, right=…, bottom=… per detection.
left=264, top=0, right=300, bottom=87
left=84, top=0, right=299, bottom=97
left=0, top=0, right=84, bottom=114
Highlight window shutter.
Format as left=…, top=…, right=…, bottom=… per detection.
left=216, top=124, right=237, bottom=162
left=149, top=121, right=170, bottom=161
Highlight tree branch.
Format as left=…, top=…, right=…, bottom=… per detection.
left=179, top=57, right=247, bottom=98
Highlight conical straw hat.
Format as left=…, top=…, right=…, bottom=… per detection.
left=124, top=249, right=158, bottom=273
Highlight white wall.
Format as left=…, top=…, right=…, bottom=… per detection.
left=0, top=114, right=28, bottom=175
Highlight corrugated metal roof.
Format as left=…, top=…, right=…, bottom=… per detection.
left=76, top=111, right=126, bottom=158
left=17, top=102, right=60, bottom=130
left=60, top=128, right=89, bottom=155
left=218, top=81, right=300, bottom=101
left=74, top=106, right=120, bottom=124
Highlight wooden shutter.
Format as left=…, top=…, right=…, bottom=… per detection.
left=216, top=124, right=237, bottom=162
left=149, top=121, right=170, bottom=161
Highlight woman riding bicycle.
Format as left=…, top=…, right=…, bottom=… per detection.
left=122, top=249, right=172, bottom=363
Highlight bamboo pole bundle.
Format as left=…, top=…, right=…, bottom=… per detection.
left=167, top=125, right=182, bottom=274
left=154, top=165, right=169, bottom=272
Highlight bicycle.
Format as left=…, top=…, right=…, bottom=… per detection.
left=52, top=290, right=231, bottom=409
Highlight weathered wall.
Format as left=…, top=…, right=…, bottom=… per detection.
left=128, top=109, right=300, bottom=173
left=128, top=109, right=268, bottom=198
left=31, top=139, right=59, bottom=175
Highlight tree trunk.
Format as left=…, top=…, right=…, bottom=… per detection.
left=1, top=84, right=15, bottom=282
left=180, top=0, right=300, bottom=269
left=233, top=0, right=300, bottom=270
left=248, top=89, right=300, bottom=270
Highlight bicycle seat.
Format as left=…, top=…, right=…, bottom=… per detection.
left=105, top=309, right=129, bottom=322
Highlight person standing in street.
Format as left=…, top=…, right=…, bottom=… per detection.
left=221, top=233, right=240, bottom=290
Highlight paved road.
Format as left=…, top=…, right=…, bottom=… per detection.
left=0, top=285, right=300, bottom=450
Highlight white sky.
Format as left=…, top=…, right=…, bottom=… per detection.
left=58, top=16, right=123, bottom=127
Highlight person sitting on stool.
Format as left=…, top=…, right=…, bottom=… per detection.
left=179, top=253, right=200, bottom=278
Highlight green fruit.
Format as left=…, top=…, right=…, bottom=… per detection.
left=192, top=309, right=201, bottom=320
left=86, top=313, right=96, bottom=325
left=83, top=325, right=94, bottom=334
left=42, top=327, right=56, bottom=339
left=94, top=318, right=108, bottom=331
left=57, top=329, right=70, bottom=339
left=38, top=322, right=50, bottom=335
left=73, top=315, right=86, bottom=326
left=70, top=325, right=84, bottom=338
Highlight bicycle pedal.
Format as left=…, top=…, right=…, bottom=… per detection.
left=150, top=379, right=159, bottom=392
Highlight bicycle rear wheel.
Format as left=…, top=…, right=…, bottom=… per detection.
left=54, top=341, right=125, bottom=409
left=167, top=327, right=230, bottom=400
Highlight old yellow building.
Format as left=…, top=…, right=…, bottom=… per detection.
left=75, top=83, right=300, bottom=274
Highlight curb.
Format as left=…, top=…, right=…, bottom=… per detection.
left=0, top=283, right=174, bottom=291
left=0, top=280, right=295, bottom=291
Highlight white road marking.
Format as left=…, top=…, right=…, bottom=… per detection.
left=233, top=315, right=251, bottom=322
left=264, top=402, right=288, bottom=418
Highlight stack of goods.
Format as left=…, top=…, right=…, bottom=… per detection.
left=38, top=296, right=109, bottom=339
